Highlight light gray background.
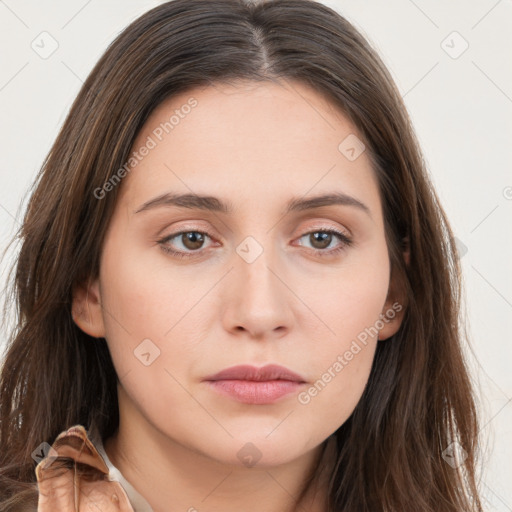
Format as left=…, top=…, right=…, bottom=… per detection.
left=0, top=0, right=510, bottom=509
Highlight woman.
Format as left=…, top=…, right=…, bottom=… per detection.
left=0, top=0, right=483, bottom=510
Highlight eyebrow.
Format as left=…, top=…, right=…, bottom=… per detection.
left=134, top=191, right=371, bottom=217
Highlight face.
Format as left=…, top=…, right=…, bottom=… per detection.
left=74, top=79, right=403, bottom=468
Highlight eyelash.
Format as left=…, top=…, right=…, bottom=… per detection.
left=157, top=228, right=353, bottom=260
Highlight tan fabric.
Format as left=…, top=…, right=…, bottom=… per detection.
left=35, top=425, right=135, bottom=511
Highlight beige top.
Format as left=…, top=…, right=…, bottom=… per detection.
left=35, top=424, right=153, bottom=511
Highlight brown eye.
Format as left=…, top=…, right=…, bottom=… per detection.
left=309, top=232, right=333, bottom=249
left=296, top=229, right=353, bottom=258
left=180, top=231, right=205, bottom=250
left=158, top=230, right=214, bottom=258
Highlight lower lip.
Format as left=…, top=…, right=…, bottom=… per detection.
left=206, top=379, right=304, bottom=404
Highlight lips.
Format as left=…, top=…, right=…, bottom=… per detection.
left=204, top=364, right=306, bottom=383
left=204, top=364, right=307, bottom=404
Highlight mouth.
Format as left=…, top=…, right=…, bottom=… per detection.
left=203, top=364, right=307, bottom=404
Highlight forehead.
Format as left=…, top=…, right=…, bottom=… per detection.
left=117, top=79, right=380, bottom=217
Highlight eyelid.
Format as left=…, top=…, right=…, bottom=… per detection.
left=296, top=219, right=353, bottom=238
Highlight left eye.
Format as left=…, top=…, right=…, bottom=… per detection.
left=296, top=229, right=352, bottom=252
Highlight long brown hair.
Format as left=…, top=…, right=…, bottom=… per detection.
left=0, top=0, right=482, bottom=510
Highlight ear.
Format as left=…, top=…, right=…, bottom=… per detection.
left=378, top=238, right=409, bottom=341
left=71, top=278, right=106, bottom=338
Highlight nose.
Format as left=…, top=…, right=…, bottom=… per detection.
left=221, top=240, right=294, bottom=341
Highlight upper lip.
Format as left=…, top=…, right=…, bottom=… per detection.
left=204, top=364, right=306, bottom=383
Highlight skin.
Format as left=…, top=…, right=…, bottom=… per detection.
left=73, top=79, right=405, bottom=512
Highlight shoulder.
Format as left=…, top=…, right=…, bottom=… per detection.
left=34, top=424, right=135, bottom=511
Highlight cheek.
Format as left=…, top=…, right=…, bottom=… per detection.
left=307, top=241, right=389, bottom=347
left=297, top=338, right=377, bottom=431
left=97, top=238, right=161, bottom=363
left=97, top=247, right=211, bottom=426
left=296, top=246, right=389, bottom=423
left=98, top=240, right=218, bottom=378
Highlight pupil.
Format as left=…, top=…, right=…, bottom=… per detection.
left=312, top=232, right=331, bottom=249
left=184, top=232, right=204, bottom=250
